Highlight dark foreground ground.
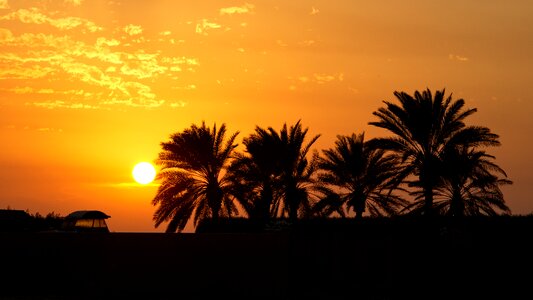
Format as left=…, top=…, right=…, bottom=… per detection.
left=1, top=216, right=532, bottom=300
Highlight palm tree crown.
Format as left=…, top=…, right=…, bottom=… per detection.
left=229, top=120, right=321, bottom=222
left=405, top=146, right=512, bottom=216
left=369, top=88, right=501, bottom=216
left=316, top=133, right=408, bottom=218
left=152, top=122, right=239, bottom=232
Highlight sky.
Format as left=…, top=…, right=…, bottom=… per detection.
left=0, top=0, right=532, bottom=232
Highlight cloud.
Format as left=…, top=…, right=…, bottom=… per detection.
left=299, top=40, right=315, bottom=46
left=314, top=73, right=336, bottom=83
left=449, top=54, right=469, bottom=62
left=64, top=0, right=83, bottom=6
left=55, top=61, right=164, bottom=107
left=290, top=73, right=344, bottom=86
left=161, top=56, right=199, bottom=66
left=0, top=20, right=199, bottom=109
left=159, top=31, right=171, bottom=36
left=31, top=100, right=101, bottom=110
left=0, top=7, right=102, bottom=32
left=37, top=88, right=54, bottom=94
left=195, top=19, right=221, bottom=35
left=310, top=7, right=319, bottom=15
left=0, top=0, right=9, bottom=9
left=170, top=101, right=187, bottom=108
left=37, top=127, right=63, bottom=133
left=0, top=65, right=55, bottom=79
left=1, top=87, right=87, bottom=95
left=123, top=24, right=143, bottom=36
left=1, top=8, right=103, bottom=32
left=120, top=60, right=166, bottom=79
left=96, top=37, right=120, bottom=47
left=220, top=3, right=254, bottom=15
left=0, top=86, right=33, bottom=93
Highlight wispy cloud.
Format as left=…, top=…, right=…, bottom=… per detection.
left=31, top=100, right=101, bottom=110
left=1, top=8, right=102, bottom=32
left=0, top=65, right=55, bottom=79
left=290, top=73, right=344, bottom=85
left=96, top=37, right=120, bottom=47
left=37, top=127, right=63, bottom=132
left=195, top=19, right=221, bottom=35
left=64, top=0, right=83, bottom=6
left=0, top=4, right=203, bottom=110
left=299, top=40, right=315, bottom=46
left=0, top=86, right=33, bottom=94
left=0, top=0, right=9, bottom=9
left=170, top=101, right=187, bottom=108
left=314, top=73, right=336, bottom=83
left=0, top=28, right=200, bottom=108
left=449, top=54, right=469, bottom=62
left=220, top=3, right=254, bottom=15
left=123, top=24, right=143, bottom=36
left=0, top=86, right=87, bottom=95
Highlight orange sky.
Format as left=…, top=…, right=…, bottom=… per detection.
left=1, top=0, right=532, bottom=232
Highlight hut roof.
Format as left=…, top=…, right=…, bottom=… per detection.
left=66, top=210, right=110, bottom=220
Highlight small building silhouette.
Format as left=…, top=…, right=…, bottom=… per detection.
left=62, top=210, right=111, bottom=233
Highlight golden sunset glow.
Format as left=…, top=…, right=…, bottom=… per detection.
left=1, top=0, right=532, bottom=232
left=132, top=162, right=156, bottom=185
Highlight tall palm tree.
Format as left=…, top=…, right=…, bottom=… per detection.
left=272, top=120, right=321, bottom=221
left=227, top=126, right=283, bottom=222
left=151, top=122, right=239, bottom=233
left=369, top=88, right=501, bottom=216
left=316, top=133, right=408, bottom=218
left=229, top=120, right=321, bottom=222
left=405, top=146, right=512, bottom=216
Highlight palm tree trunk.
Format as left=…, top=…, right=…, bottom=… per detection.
left=450, top=187, right=464, bottom=217
left=259, top=184, right=273, bottom=223
left=423, top=185, right=434, bottom=217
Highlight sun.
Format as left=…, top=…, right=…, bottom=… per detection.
left=132, top=162, right=156, bottom=184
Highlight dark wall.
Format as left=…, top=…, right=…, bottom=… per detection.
left=1, top=217, right=532, bottom=300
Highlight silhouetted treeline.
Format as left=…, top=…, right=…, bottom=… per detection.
left=0, top=209, right=63, bottom=232
left=152, top=88, right=514, bottom=232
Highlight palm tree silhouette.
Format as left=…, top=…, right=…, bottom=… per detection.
left=405, top=146, right=512, bottom=216
left=316, top=133, right=408, bottom=218
left=151, top=122, right=239, bottom=233
left=227, top=126, right=283, bottom=222
left=230, top=120, right=321, bottom=222
left=369, top=88, right=501, bottom=216
left=272, top=120, right=321, bottom=221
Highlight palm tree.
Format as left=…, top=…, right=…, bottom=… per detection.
left=369, top=88, right=501, bottom=216
left=316, top=133, right=408, bottom=218
left=151, top=122, right=239, bottom=233
left=405, top=146, right=512, bottom=216
left=229, top=120, right=321, bottom=222
left=227, top=126, right=282, bottom=222
left=272, top=120, right=321, bottom=221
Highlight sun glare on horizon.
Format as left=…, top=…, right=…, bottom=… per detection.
left=132, top=162, right=156, bottom=185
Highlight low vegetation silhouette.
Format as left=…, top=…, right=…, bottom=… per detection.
left=152, top=88, right=513, bottom=233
